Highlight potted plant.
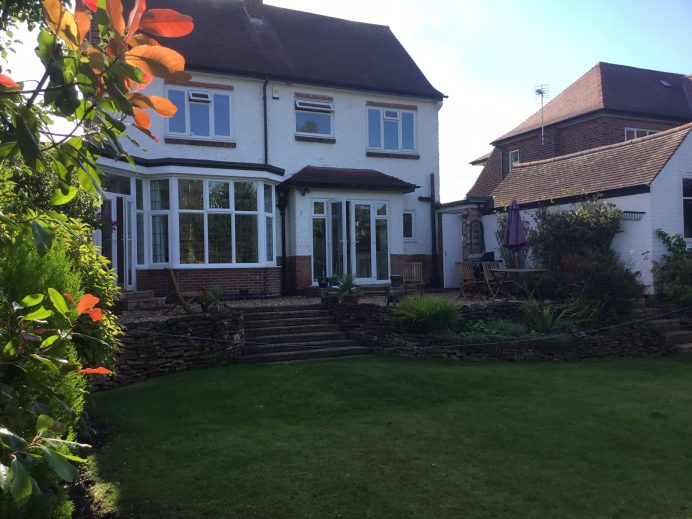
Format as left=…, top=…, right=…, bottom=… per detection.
left=198, top=286, right=222, bottom=313
left=335, top=273, right=359, bottom=304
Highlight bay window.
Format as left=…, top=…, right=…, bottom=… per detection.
left=367, top=107, right=416, bottom=152
left=167, top=87, right=233, bottom=140
left=136, top=178, right=275, bottom=268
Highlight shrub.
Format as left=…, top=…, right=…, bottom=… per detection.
left=652, top=230, right=692, bottom=305
left=521, top=299, right=564, bottom=333
left=436, top=319, right=530, bottom=345
left=528, top=200, right=643, bottom=316
left=393, top=296, right=459, bottom=333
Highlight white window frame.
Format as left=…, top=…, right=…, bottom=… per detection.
left=295, top=100, right=334, bottom=138
left=367, top=107, right=417, bottom=153
left=509, top=150, right=520, bottom=171
left=683, top=177, right=692, bottom=240
left=403, top=210, right=416, bottom=241
left=165, top=86, right=234, bottom=141
left=149, top=178, right=171, bottom=265
left=624, top=127, right=657, bottom=141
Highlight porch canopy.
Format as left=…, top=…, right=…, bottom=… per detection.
left=280, top=166, right=418, bottom=193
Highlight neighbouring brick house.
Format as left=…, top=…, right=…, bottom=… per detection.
left=96, top=0, right=444, bottom=296
left=439, top=62, right=692, bottom=289
left=468, top=62, right=692, bottom=199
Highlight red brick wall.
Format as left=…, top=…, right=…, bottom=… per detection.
left=285, top=255, right=312, bottom=293
left=461, top=208, right=484, bottom=259
left=137, top=267, right=281, bottom=297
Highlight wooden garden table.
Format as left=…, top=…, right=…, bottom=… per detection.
left=490, top=268, right=547, bottom=299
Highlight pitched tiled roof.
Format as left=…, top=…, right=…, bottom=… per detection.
left=280, top=166, right=418, bottom=193
left=469, top=151, right=491, bottom=165
left=141, top=0, right=443, bottom=100
left=495, top=62, right=692, bottom=143
left=467, top=147, right=503, bottom=197
left=491, top=123, right=692, bottom=208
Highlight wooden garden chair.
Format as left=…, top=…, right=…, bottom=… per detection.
left=402, top=262, right=424, bottom=295
left=165, top=268, right=202, bottom=314
left=456, top=261, right=484, bottom=299
left=481, top=261, right=502, bottom=299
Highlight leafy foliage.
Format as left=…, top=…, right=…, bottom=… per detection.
left=335, top=273, right=357, bottom=295
left=652, top=230, right=692, bottom=305
left=528, top=200, right=642, bottom=318
left=392, top=296, right=459, bottom=334
left=0, top=0, right=193, bottom=511
left=521, top=299, right=565, bottom=333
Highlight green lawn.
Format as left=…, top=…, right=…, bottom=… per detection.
left=91, top=355, right=692, bottom=518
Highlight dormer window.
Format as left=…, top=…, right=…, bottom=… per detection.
left=295, top=99, right=333, bottom=136
left=167, top=87, right=233, bottom=140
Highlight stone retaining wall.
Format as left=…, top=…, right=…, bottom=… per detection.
left=330, top=302, right=671, bottom=362
left=94, top=310, right=242, bottom=391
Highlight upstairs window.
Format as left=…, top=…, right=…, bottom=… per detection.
left=684, top=178, right=692, bottom=239
left=509, top=150, right=520, bottom=171
left=167, top=88, right=233, bottom=140
left=295, top=100, right=333, bottom=136
left=625, top=128, right=657, bottom=141
left=367, top=107, right=416, bottom=152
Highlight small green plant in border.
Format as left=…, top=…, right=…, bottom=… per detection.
left=393, top=296, right=459, bottom=334
left=653, top=230, right=692, bottom=305
left=335, top=273, right=357, bottom=295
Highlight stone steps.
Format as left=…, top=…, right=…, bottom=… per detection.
left=239, top=305, right=369, bottom=364
left=246, top=330, right=347, bottom=345
left=245, top=323, right=342, bottom=337
left=238, top=346, right=373, bottom=364
left=647, top=319, right=680, bottom=333
left=663, top=330, right=692, bottom=347
left=245, top=316, right=334, bottom=329
left=674, top=344, right=692, bottom=354
left=243, top=339, right=358, bottom=355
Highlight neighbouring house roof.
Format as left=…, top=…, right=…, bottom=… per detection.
left=143, top=0, right=444, bottom=100
left=491, top=122, right=692, bottom=208
left=469, top=151, right=491, bottom=166
left=495, top=62, right=692, bottom=143
left=280, top=166, right=418, bottom=193
left=467, top=147, right=503, bottom=197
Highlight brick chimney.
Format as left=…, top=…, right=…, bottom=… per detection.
left=243, top=0, right=265, bottom=23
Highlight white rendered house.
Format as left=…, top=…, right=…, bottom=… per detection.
left=96, top=0, right=444, bottom=295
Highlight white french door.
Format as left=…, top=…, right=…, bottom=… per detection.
left=99, top=193, right=136, bottom=291
left=312, top=199, right=390, bottom=284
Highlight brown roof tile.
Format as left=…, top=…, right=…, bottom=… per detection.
left=491, top=122, right=692, bottom=208
left=138, top=0, right=444, bottom=100
left=280, top=166, right=418, bottom=193
left=496, top=62, right=692, bottom=143
left=467, top=147, right=503, bottom=197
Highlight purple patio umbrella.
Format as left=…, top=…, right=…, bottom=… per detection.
left=502, top=200, right=527, bottom=267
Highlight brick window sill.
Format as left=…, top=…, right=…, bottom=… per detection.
left=295, top=135, right=336, bottom=144
left=165, top=137, right=236, bottom=148
left=366, top=151, right=420, bottom=160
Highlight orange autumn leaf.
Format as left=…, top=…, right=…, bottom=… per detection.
left=0, top=73, right=18, bottom=88
left=133, top=107, right=151, bottom=129
left=75, top=1, right=91, bottom=43
left=129, top=33, right=160, bottom=47
left=106, top=0, right=126, bottom=37
left=126, top=0, right=147, bottom=41
left=64, top=293, right=74, bottom=303
left=85, top=308, right=103, bottom=321
left=43, top=0, right=81, bottom=50
left=79, top=367, right=113, bottom=375
left=127, top=93, right=177, bottom=117
left=123, top=70, right=153, bottom=92
left=138, top=9, right=194, bottom=38
left=83, top=0, right=97, bottom=11
left=124, top=45, right=186, bottom=80
left=76, top=293, right=100, bottom=315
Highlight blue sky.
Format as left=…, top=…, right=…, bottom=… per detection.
left=8, top=1, right=692, bottom=201
left=270, top=0, right=692, bottom=200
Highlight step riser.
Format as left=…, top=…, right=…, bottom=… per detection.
left=246, top=333, right=347, bottom=345
left=665, top=332, right=692, bottom=347
left=674, top=344, right=692, bottom=353
left=119, top=290, right=155, bottom=301
left=648, top=319, right=681, bottom=333
left=238, top=348, right=373, bottom=364
left=245, top=317, right=334, bottom=328
left=242, top=341, right=357, bottom=355
left=246, top=325, right=341, bottom=337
